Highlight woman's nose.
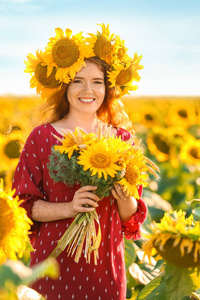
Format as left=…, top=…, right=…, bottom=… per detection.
left=83, top=82, right=93, bottom=92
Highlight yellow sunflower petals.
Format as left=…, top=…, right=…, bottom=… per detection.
left=65, top=28, right=72, bottom=38
left=55, top=27, right=64, bottom=37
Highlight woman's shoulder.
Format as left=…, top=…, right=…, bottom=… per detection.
left=116, top=127, right=133, bottom=141
left=31, top=124, right=51, bottom=134
left=28, top=124, right=56, bottom=138
left=26, top=124, right=56, bottom=145
left=24, top=124, right=58, bottom=155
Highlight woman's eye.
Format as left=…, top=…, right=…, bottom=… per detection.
left=73, top=79, right=82, bottom=83
left=94, top=81, right=103, bottom=84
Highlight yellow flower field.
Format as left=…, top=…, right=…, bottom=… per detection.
left=0, top=95, right=200, bottom=299
left=0, top=95, right=200, bottom=208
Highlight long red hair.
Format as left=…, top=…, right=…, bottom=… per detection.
left=38, top=57, right=135, bottom=135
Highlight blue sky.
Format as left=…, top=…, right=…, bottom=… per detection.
left=0, top=0, right=200, bottom=96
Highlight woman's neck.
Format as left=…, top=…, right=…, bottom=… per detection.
left=53, top=113, right=101, bottom=134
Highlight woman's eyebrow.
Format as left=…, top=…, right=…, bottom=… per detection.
left=74, top=76, right=104, bottom=80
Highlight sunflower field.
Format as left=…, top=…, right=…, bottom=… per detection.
left=0, top=95, right=200, bottom=299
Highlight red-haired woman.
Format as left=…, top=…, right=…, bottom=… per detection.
left=13, top=28, right=147, bottom=300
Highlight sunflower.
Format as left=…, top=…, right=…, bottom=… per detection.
left=101, top=131, right=133, bottom=159
left=118, top=149, right=149, bottom=199
left=179, top=138, right=200, bottom=165
left=112, top=35, right=128, bottom=62
left=44, top=27, right=91, bottom=83
left=54, top=130, right=80, bottom=159
left=24, top=50, right=61, bottom=99
left=167, top=126, right=193, bottom=148
left=0, top=131, right=24, bottom=172
left=147, top=128, right=171, bottom=162
left=77, top=140, right=122, bottom=180
left=54, top=127, right=95, bottom=158
left=146, top=126, right=180, bottom=168
left=107, top=53, right=143, bottom=97
left=137, top=104, right=163, bottom=128
left=166, top=101, right=197, bottom=128
left=86, top=23, right=116, bottom=65
left=0, top=179, right=32, bottom=264
left=142, top=210, right=200, bottom=268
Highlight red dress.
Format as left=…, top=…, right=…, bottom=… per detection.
left=13, top=124, right=147, bottom=300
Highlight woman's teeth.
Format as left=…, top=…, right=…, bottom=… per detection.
left=79, top=98, right=94, bottom=102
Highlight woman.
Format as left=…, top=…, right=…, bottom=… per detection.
left=13, top=25, right=147, bottom=300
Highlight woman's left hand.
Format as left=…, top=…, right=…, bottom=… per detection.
left=111, top=182, right=138, bottom=222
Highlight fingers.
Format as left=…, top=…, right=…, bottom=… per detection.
left=77, top=185, right=97, bottom=192
left=113, top=182, right=124, bottom=197
left=79, top=191, right=100, bottom=202
left=112, top=183, right=129, bottom=201
left=77, top=205, right=98, bottom=213
left=72, top=186, right=100, bottom=214
left=75, top=187, right=101, bottom=202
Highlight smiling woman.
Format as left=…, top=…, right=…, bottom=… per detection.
left=12, top=24, right=147, bottom=300
left=65, top=60, right=106, bottom=120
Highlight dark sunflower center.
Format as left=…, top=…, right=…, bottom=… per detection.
left=116, top=66, right=134, bottom=86
left=63, top=138, right=76, bottom=148
left=90, top=153, right=111, bottom=168
left=145, top=114, right=154, bottom=121
left=189, top=147, right=199, bottom=159
left=117, top=47, right=126, bottom=60
left=154, top=237, right=200, bottom=268
left=174, top=134, right=183, bottom=138
left=4, top=140, right=21, bottom=159
left=52, top=38, right=79, bottom=68
left=125, top=164, right=140, bottom=185
left=35, top=63, right=60, bottom=88
left=94, top=36, right=112, bottom=60
left=153, top=135, right=170, bottom=154
left=178, top=109, right=187, bottom=118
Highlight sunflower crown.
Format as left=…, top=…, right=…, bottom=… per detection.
left=24, top=24, right=143, bottom=99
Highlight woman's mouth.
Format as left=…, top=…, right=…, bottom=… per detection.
left=78, top=98, right=95, bottom=103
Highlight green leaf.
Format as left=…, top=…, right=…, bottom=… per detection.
left=23, top=257, right=59, bottom=286
left=0, top=258, right=59, bottom=289
left=126, top=270, right=138, bottom=298
left=136, top=274, right=166, bottom=300
left=152, top=259, right=165, bottom=271
left=192, top=208, right=200, bottom=219
left=124, top=239, right=136, bottom=271
left=0, top=263, right=22, bottom=287
left=165, top=263, right=200, bottom=300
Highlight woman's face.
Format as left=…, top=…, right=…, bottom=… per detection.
left=67, top=61, right=106, bottom=117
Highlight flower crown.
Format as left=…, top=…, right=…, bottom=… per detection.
left=24, top=23, right=143, bottom=99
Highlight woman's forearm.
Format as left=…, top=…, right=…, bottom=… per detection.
left=31, top=186, right=99, bottom=222
left=117, top=196, right=138, bottom=223
left=31, top=200, right=74, bottom=222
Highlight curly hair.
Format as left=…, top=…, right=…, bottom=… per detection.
left=38, top=57, right=135, bottom=135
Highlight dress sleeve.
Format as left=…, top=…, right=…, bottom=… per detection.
left=12, top=129, right=46, bottom=243
left=117, top=128, right=148, bottom=240
left=121, top=186, right=147, bottom=240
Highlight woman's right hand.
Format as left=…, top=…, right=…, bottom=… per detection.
left=70, top=185, right=100, bottom=218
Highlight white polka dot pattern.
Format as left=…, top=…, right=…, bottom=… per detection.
left=12, top=124, right=146, bottom=300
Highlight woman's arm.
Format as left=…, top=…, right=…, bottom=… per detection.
left=111, top=182, right=138, bottom=222
left=32, top=185, right=100, bottom=222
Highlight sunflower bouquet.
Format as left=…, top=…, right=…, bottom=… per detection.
left=47, top=124, right=159, bottom=264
